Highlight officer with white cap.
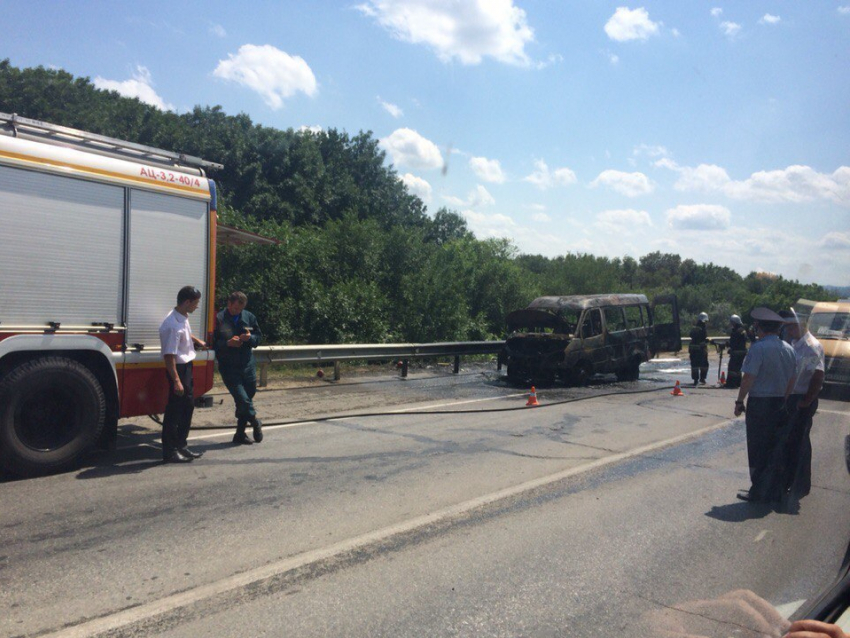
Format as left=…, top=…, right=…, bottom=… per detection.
left=778, top=308, right=825, bottom=501
left=733, top=307, right=797, bottom=504
left=688, top=312, right=710, bottom=386
left=725, top=314, right=748, bottom=389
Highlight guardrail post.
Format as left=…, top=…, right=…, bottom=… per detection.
left=401, top=359, right=409, bottom=378
left=333, top=360, right=341, bottom=381
left=453, top=355, right=460, bottom=374
left=259, top=363, right=269, bottom=388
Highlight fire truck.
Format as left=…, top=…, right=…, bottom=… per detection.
left=0, top=113, right=227, bottom=476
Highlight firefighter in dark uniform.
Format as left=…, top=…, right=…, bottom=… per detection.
left=688, top=312, right=710, bottom=386
left=213, top=291, right=264, bottom=445
left=725, top=314, right=748, bottom=389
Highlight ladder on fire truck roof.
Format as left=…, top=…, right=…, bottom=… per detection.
left=0, top=112, right=224, bottom=172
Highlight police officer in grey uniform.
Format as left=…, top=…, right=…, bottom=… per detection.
left=733, top=308, right=797, bottom=504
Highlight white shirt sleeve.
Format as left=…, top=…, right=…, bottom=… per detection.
left=160, top=321, right=181, bottom=356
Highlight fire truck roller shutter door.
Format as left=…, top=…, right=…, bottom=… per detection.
left=0, top=165, right=124, bottom=326
left=126, top=190, right=209, bottom=349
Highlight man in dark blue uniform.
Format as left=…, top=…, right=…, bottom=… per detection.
left=213, top=291, right=264, bottom=445
left=688, top=312, right=710, bottom=386
left=725, top=314, right=748, bottom=389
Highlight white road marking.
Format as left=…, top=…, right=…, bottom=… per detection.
left=820, top=409, right=849, bottom=416
left=754, top=529, right=768, bottom=542
left=46, top=417, right=736, bottom=638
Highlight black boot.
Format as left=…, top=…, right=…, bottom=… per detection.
left=251, top=417, right=263, bottom=443
left=233, top=420, right=253, bottom=445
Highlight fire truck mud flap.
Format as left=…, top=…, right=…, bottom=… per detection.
left=0, top=356, right=106, bottom=476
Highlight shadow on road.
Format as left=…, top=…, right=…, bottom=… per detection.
left=705, top=501, right=773, bottom=522
left=75, top=442, right=232, bottom=480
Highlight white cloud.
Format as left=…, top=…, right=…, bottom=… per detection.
left=604, top=7, right=660, bottom=42
left=523, top=159, right=577, bottom=190
left=535, top=53, right=565, bottom=70
left=209, top=23, right=226, bottom=38
left=469, top=184, right=495, bottom=207
left=379, top=98, right=403, bottom=118
left=666, top=204, right=731, bottom=230
left=657, top=160, right=850, bottom=205
left=760, top=14, right=781, bottom=25
left=819, top=232, right=850, bottom=250
left=93, top=66, right=173, bottom=111
left=720, top=21, right=742, bottom=38
left=633, top=144, right=669, bottom=159
left=460, top=209, right=516, bottom=239
left=380, top=128, right=443, bottom=170
left=469, top=156, right=506, bottom=183
left=596, top=208, right=653, bottom=230
left=724, top=166, right=850, bottom=204
left=532, top=212, right=552, bottom=222
left=839, top=6, right=850, bottom=15
left=590, top=170, right=654, bottom=197
left=605, top=50, right=620, bottom=65
left=442, top=184, right=495, bottom=208
left=298, top=125, right=324, bottom=134
left=671, top=28, right=681, bottom=38
left=357, top=0, right=534, bottom=66
left=213, top=44, right=317, bottom=110
left=400, top=173, right=432, bottom=204
left=670, top=162, right=732, bottom=193
left=710, top=8, right=723, bottom=17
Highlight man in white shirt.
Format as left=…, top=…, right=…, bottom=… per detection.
left=779, top=308, right=825, bottom=500
left=159, top=286, right=207, bottom=463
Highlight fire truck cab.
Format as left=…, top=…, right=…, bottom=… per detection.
left=0, top=113, right=221, bottom=476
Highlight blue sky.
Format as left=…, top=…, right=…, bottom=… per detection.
left=2, top=1, right=849, bottom=285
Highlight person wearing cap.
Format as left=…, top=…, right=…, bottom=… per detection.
left=733, top=307, right=797, bottom=503
left=688, top=312, right=710, bottom=386
left=213, top=291, right=264, bottom=445
left=159, top=286, right=208, bottom=464
left=725, top=314, right=748, bottom=389
left=778, top=308, right=825, bottom=501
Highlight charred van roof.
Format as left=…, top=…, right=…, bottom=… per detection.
left=527, top=294, right=650, bottom=312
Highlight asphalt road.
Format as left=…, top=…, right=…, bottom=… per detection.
left=2, top=362, right=849, bottom=638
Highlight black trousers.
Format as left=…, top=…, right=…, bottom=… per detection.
left=162, top=363, right=194, bottom=458
left=689, top=346, right=708, bottom=382
left=783, top=394, right=818, bottom=497
left=726, top=351, right=746, bottom=388
left=745, top=396, right=789, bottom=502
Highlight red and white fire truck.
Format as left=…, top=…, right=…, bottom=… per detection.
left=0, top=113, right=227, bottom=476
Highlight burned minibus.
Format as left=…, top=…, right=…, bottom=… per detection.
left=502, top=294, right=681, bottom=385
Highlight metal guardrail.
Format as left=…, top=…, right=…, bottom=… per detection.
left=253, top=341, right=505, bottom=386
left=251, top=337, right=733, bottom=386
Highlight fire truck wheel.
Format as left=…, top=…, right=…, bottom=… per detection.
left=0, top=357, right=106, bottom=477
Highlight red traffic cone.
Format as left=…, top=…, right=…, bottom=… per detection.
left=526, top=386, right=540, bottom=407
left=671, top=381, right=684, bottom=396
left=719, top=371, right=726, bottom=386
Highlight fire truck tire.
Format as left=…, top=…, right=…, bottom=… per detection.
left=0, top=357, right=106, bottom=477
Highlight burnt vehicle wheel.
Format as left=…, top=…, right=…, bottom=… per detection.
left=615, top=359, right=641, bottom=382
left=0, top=357, right=106, bottom=477
left=570, top=362, right=594, bottom=387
